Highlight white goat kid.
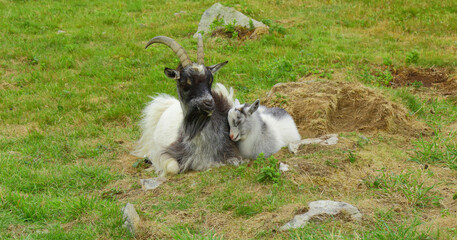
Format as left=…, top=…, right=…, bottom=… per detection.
left=228, top=99, right=301, bottom=159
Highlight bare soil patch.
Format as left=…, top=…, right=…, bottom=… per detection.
left=390, top=67, right=450, bottom=87
left=437, top=75, right=457, bottom=96
left=262, top=80, right=429, bottom=138
left=211, top=26, right=269, bottom=40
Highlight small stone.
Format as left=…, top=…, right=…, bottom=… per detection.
left=174, top=11, right=187, bottom=17
left=140, top=177, right=167, bottom=190
left=288, top=134, right=339, bottom=154
left=57, top=30, right=65, bottom=34
left=359, top=135, right=368, bottom=142
left=36, top=229, right=49, bottom=234
left=279, top=162, right=289, bottom=172
left=122, top=203, right=140, bottom=235
left=280, top=200, right=362, bottom=230
left=321, top=134, right=339, bottom=145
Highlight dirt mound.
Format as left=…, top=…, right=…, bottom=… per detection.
left=437, top=76, right=457, bottom=96
left=390, top=67, right=449, bottom=87
left=262, top=80, right=429, bottom=138
left=211, top=26, right=269, bottom=40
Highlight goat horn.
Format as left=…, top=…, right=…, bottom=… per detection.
left=145, top=36, right=192, bottom=67
left=197, top=33, right=204, bottom=65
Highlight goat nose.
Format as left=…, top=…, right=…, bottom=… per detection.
left=229, top=133, right=233, bottom=140
left=202, top=99, right=214, bottom=110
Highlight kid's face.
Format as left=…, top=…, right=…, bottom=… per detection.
left=228, top=108, right=246, bottom=142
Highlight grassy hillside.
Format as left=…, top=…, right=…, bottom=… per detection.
left=1, top=0, right=456, bottom=239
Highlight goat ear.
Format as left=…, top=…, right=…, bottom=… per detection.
left=234, top=99, right=241, bottom=106
left=248, top=99, right=260, bottom=115
left=164, top=68, right=180, bottom=79
left=208, top=61, right=228, bottom=74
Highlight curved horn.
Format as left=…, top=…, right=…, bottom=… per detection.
left=145, top=36, right=192, bottom=67
left=197, top=33, right=204, bottom=65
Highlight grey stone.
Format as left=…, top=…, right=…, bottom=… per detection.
left=122, top=203, right=140, bottom=235
left=288, top=134, right=339, bottom=154
left=279, top=162, right=289, bottom=172
left=280, top=200, right=362, bottom=230
left=194, top=3, right=268, bottom=38
left=174, top=11, right=187, bottom=17
left=140, top=177, right=167, bottom=190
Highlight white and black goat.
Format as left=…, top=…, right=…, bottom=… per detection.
left=133, top=35, right=241, bottom=176
left=228, top=99, right=301, bottom=159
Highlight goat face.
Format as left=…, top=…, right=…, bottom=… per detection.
left=164, top=62, right=228, bottom=140
left=228, top=99, right=260, bottom=141
left=145, top=35, right=227, bottom=140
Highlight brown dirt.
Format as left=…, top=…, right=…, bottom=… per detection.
left=211, top=26, right=269, bottom=40
left=390, top=67, right=450, bottom=87
left=437, top=75, right=457, bottom=96
left=262, top=80, right=429, bottom=138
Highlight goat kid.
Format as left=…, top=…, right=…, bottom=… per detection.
left=133, top=35, right=241, bottom=176
left=228, top=99, right=301, bottom=159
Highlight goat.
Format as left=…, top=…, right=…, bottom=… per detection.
left=133, top=35, right=241, bottom=176
left=228, top=99, right=301, bottom=159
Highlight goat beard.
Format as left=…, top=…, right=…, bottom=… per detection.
left=183, top=108, right=211, bottom=140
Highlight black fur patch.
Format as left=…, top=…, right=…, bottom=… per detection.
left=264, top=107, right=288, bottom=118
left=163, top=90, right=241, bottom=173
left=183, top=107, right=211, bottom=140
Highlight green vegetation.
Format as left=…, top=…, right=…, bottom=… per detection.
left=1, top=0, right=457, bottom=239
left=254, top=153, right=282, bottom=184
left=411, top=131, right=457, bottom=170
left=365, top=169, right=440, bottom=207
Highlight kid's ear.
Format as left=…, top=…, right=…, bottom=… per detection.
left=234, top=99, right=241, bottom=106
left=248, top=99, right=260, bottom=115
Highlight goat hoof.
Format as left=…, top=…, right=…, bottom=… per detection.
left=227, top=157, right=243, bottom=166
left=164, top=158, right=179, bottom=175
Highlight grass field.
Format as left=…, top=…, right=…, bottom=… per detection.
left=1, top=0, right=457, bottom=239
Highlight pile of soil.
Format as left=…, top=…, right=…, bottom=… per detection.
left=211, top=26, right=269, bottom=40
left=390, top=67, right=450, bottom=87
left=262, top=80, right=429, bottom=138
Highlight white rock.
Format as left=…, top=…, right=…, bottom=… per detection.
left=288, top=134, right=339, bottom=154
left=57, top=30, right=65, bottom=34
left=279, top=162, right=289, bottom=172
left=280, top=200, right=362, bottom=230
left=122, top=203, right=140, bottom=235
left=194, top=3, right=268, bottom=38
left=174, top=11, right=187, bottom=17
left=140, top=177, right=167, bottom=190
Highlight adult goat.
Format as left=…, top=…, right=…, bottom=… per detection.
left=133, top=35, right=241, bottom=176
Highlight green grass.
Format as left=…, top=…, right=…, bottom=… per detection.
left=289, top=211, right=436, bottom=240
left=411, top=131, right=457, bottom=170
left=1, top=0, right=457, bottom=239
left=364, top=169, right=440, bottom=207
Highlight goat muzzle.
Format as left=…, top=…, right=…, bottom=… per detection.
left=201, top=98, right=215, bottom=116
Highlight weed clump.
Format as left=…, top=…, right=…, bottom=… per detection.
left=405, top=50, right=419, bottom=64
left=254, top=153, right=281, bottom=184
